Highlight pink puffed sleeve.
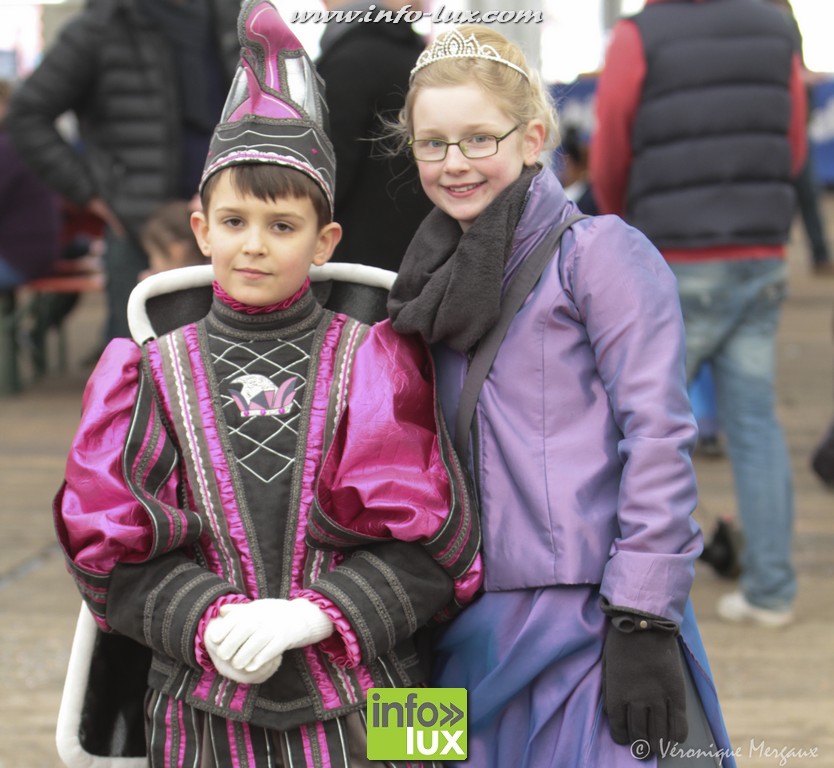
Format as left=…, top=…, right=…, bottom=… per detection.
left=54, top=339, right=196, bottom=628
left=311, top=321, right=482, bottom=607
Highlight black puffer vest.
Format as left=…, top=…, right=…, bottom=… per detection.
left=626, top=0, right=797, bottom=249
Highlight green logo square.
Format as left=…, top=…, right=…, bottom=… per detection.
left=366, top=688, right=468, bottom=760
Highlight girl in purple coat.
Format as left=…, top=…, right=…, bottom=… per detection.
left=387, top=25, right=736, bottom=768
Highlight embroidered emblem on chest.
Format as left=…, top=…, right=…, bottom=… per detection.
left=229, top=374, right=298, bottom=417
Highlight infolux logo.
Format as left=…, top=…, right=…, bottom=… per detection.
left=366, top=688, right=468, bottom=760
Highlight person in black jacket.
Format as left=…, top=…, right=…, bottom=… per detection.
left=6, top=0, right=240, bottom=341
left=316, top=0, right=433, bottom=272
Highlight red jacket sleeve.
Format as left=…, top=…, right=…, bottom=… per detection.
left=590, top=20, right=647, bottom=216
left=789, top=51, right=808, bottom=176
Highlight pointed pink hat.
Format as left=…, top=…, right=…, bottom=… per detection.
left=200, top=0, right=335, bottom=215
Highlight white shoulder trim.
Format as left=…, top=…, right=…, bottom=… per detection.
left=310, top=262, right=396, bottom=291
left=127, top=265, right=214, bottom=344
left=127, top=263, right=397, bottom=343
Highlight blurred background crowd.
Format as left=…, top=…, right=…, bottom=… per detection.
left=1, top=0, right=834, bottom=765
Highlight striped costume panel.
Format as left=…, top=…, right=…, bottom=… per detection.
left=148, top=326, right=253, bottom=594
left=146, top=690, right=440, bottom=768
left=124, top=360, right=189, bottom=558
left=419, top=391, right=482, bottom=616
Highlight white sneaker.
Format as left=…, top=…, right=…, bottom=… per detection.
left=716, top=591, right=793, bottom=628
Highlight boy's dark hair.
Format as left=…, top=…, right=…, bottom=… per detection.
left=201, top=164, right=331, bottom=229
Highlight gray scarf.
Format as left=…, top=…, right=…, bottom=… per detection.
left=388, top=166, right=538, bottom=352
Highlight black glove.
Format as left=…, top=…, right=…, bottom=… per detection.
left=601, top=610, right=688, bottom=756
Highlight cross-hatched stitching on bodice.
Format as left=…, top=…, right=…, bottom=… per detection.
left=210, top=330, right=314, bottom=485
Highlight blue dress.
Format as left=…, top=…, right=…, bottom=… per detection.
left=433, top=587, right=735, bottom=767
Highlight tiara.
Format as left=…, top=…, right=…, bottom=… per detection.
left=410, top=29, right=530, bottom=81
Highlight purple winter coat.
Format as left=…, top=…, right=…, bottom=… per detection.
left=433, top=167, right=701, bottom=625
left=0, top=129, right=60, bottom=282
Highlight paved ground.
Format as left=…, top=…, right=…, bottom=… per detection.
left=1, top=210, right=833, bottom=767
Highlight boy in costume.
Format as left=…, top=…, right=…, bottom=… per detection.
left=53, top=3, right=481, bottom=765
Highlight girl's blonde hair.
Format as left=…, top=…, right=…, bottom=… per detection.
left=394, top=25, right=559, bottom=152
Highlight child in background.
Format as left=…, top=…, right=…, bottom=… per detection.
left=53, top=3, right=481, bottom=766
left=139, top=199, right=207, bottom=279
left=387, top=25, right=734, bottom=766
left=557, top=124, right=599, bottom=215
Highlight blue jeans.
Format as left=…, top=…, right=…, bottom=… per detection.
left=671, top=259, right=796, bottom=609
left=689, top=362, right=719, bottom=439
left=0, top=257, right=26, bottom=290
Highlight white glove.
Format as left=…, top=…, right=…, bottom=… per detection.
left=205, top=638, right=283, bottom=685
left=206, top=597, right=334, bottom=675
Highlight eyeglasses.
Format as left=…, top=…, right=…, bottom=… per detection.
left=409, top=125, right=521, bottom=162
